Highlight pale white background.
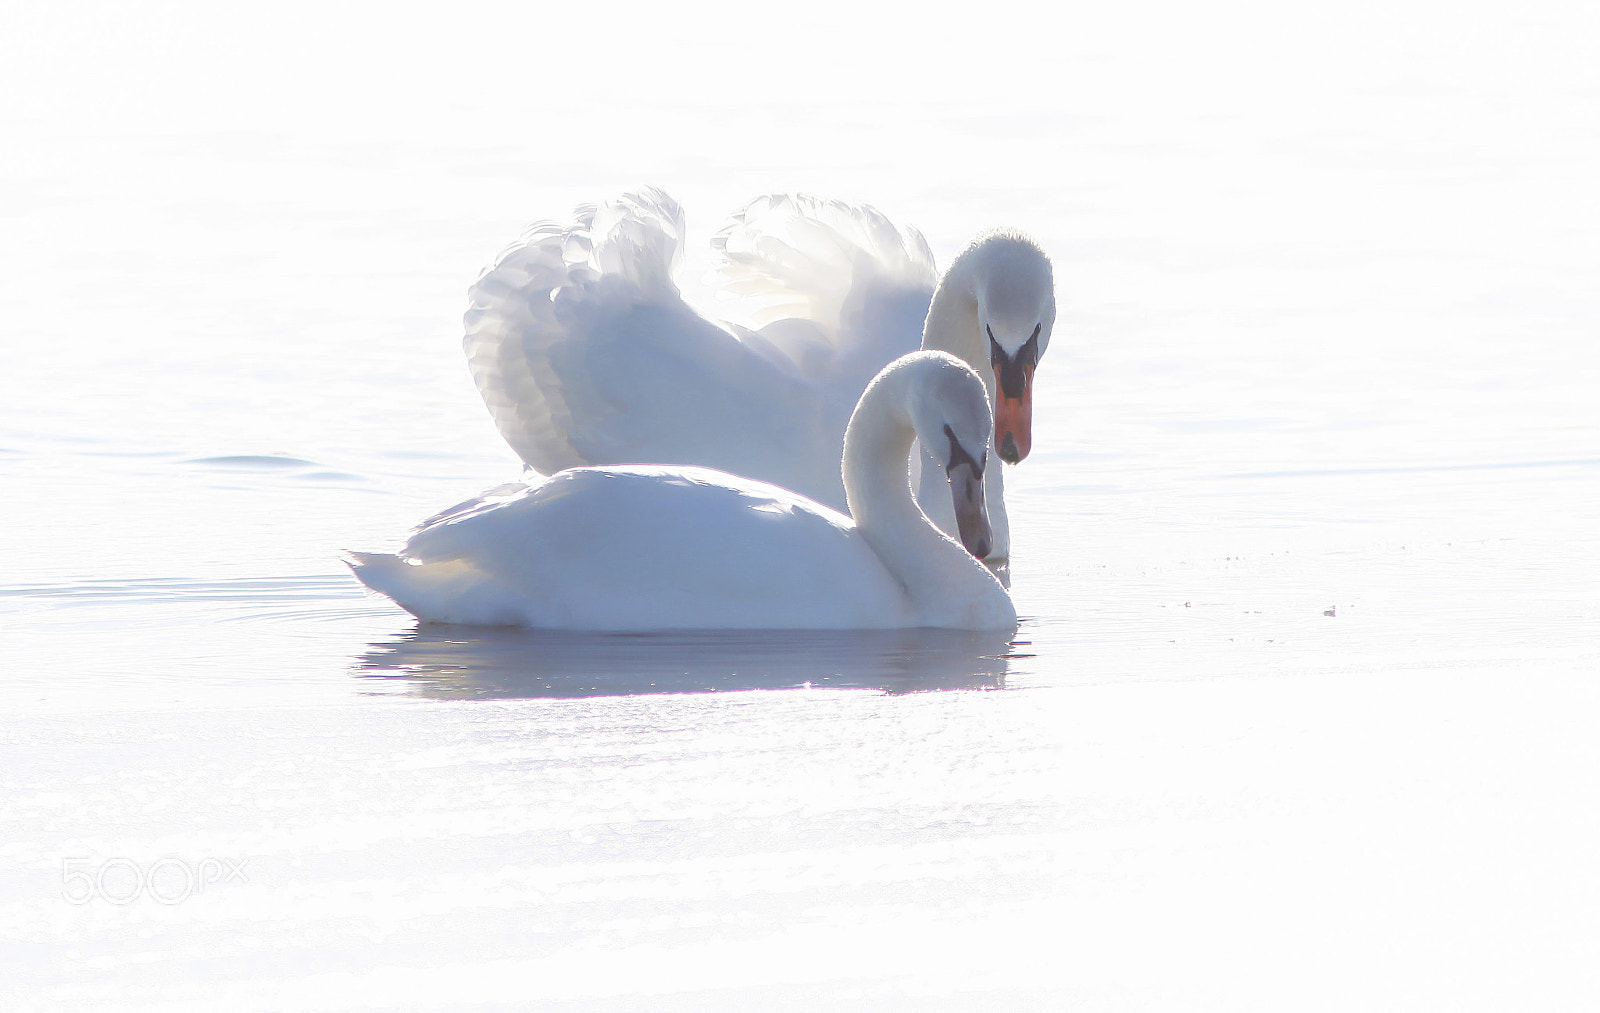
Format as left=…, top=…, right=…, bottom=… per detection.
left=2, top=1, right=1597, bottom=1009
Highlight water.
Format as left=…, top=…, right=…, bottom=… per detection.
left=3, top=1, right=1598, bottom=1008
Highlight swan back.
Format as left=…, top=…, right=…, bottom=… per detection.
left=352, top=466, right=914, bottom=630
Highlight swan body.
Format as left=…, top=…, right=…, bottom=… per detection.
left=463, top=189, right=1054, bottom=562
left=350, top=352, right=1015, bottom=632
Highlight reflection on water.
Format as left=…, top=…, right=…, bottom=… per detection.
left=353, top=625, right=1025, bottom=699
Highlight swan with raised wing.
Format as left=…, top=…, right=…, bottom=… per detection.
left=348, top=352, right=1015, bottom=632
left=462, top=189, right=1054, bottom=563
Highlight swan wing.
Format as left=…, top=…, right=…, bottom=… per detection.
left=710, top=193, right=936, bottom=392
left=463, top=190, right=935, bottom=509
left=465, top=189, right=818, bottom=478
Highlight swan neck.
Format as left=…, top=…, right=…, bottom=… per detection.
left=921, top=255, right=988, bottom=388
left=842, top=360, right=997, bottom=625
left=842, top=369, right=926, bottom=550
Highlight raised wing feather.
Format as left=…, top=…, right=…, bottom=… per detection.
left=463, top=189, right=935, bottom=509
left=711, top=193, right=936, bottom=389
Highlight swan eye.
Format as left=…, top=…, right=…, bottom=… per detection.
left=1020, top=324, right=1041, bottom=367
left=990, top=324, right=1042, bottom=369
left=942, top=423, right=984, bottom=476
left=990, top=325, right=1041, bottom=400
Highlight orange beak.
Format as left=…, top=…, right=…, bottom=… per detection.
left=993, top=362, right=1034, bottom=464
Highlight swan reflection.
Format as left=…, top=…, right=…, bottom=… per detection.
left=353, top=626, right=1021, bottom=699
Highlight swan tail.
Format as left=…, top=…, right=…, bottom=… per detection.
left=345, top=551, right=527, bottom=626
left=709, top=194, right=937, bottom=375
left=463, top=188, right=688, bottom=475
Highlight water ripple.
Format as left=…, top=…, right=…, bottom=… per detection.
left=353, top=625, right=1024, bottom=699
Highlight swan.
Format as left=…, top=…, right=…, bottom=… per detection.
left=462, top=188, right=1055, bottom=562
left=348, top=351, right=1016, bottom=632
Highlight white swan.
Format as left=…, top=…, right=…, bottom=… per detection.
left=463, top=188, right=1055, bottom=562
left=348, top=352, right=1016, bottom=632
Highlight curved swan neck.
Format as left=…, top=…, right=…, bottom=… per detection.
left=842, top=363, right=927, bottom=548
left=841, top=355, right=1005, bottom=625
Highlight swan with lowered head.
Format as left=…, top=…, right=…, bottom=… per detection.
left=348, top=351, right=1016, bottom=632
left=462, top=189, right=1054, bottom=563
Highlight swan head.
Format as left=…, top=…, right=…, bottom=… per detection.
left=908, top=353, right=995, bottom=560
left=970, top=233, right=1055, bottom=465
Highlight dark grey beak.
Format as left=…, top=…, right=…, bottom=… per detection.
left=947, top=459, right=992, bottom=560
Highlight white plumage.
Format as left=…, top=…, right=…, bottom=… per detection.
left=461, top=188, right=1055, bottom=563
left=350, top=352, right=1015, bottom=632
left=463, top=189, right=935, bottom=512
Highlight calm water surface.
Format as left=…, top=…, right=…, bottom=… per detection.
left=3, top=2, right=1598, bottom=1008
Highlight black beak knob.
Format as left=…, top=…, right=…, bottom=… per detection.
left=998, top=433, right=1020, bottom=465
